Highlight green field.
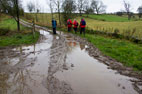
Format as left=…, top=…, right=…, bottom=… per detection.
left=0, top=14, right=40, bottom=47
left=83, top=14, right=133, bottom=22
left=75, top=17, right=142, bottom=39
left=25, top=13, right=142, bottom=39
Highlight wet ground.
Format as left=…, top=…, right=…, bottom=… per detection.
left=0, top=29, right=141, bottom=94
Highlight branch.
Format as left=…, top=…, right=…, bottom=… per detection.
left=0, top=0, right=18, bottom=21
left=52, top=0, right=58, bottom=6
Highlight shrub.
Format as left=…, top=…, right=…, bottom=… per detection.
left=116, top=12, right=123, bottom=16
left=0, top=28, right=9, bottom=36
left=112, top=28, right=120, bottom=38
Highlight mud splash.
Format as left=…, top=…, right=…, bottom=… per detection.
left=0, top=29, right=141, bottom=94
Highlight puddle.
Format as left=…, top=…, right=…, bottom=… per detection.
left=0, top=30, right=53, bottom=94
left=0, top=30, right=139, bottom=94
left=54, top=35, right=138, bottom=94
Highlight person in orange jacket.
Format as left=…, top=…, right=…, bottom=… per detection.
left=73, top=19, right=79, bottom=34
left=80, top=18, right=86, bottom=36
left=67, top=19, right=72, bottom=32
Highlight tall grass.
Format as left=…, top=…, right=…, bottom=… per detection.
left=75, top=17, right=142, bottom=39
left=24, top=13, right=142, bottom=39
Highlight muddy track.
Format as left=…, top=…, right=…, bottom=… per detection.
left=20, top=20, right=142, bottom=94
left=0, top=20, right=141, bottom=94
left=46, top=36, right=75, bottom=94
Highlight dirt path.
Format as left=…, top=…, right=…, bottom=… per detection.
left=0, top=25, right=141, bottom=94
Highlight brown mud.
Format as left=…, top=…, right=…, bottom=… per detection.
left=0, top=21, right=142, bottom=94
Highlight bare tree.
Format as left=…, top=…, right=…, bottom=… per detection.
left=91, top=0, right=106, bottom=14
left=48, top=0, right=54, bottom=19
left=52, top=0, right=62, bottom=26
left=62, top=0, right=76, bottom=24
left=123, top=0, right=132, bottom=20
left=27, top=1, right=35, bottom=13
left=84, top=5, right=94, bottom=17
left=0, top=0, right=7, bottom=14
left=0, top=0, right=22, bottom=32
left=0, top=2, right=2, bottom=13
left=34, top=1, right=41, bottom=22
left=137, top=6, right=142, bottom=19
left=77, top=0, right=86, bottom=16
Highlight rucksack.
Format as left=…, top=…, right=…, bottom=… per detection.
left=52, top=20, right=56, bottom=27
left=75, top=22, right=78, bottom=26
left=82, top=20, right=86, bottom=26
left=67, top=20, right=71, bottom=25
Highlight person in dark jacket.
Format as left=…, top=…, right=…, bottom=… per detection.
left=67, top=19, right=72, bottom=32
left=52, top=19, right=57, bottom=34
left=80, top=18, right=86, bottom=36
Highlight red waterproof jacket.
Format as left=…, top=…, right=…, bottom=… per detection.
left=80, top=19, right=86, bottom=28
left=67, top=19, right=72, bottom=28
left=73, top=20, right=78, bottom=28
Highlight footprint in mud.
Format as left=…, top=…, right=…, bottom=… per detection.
left=71, top=64, right=74, bottom=67
left=45, top=35, right=75, bottom=94
left=46, top=76, right=74, bottom=94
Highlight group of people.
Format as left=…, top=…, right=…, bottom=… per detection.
left=67, top=19, right=86, bottom=35
left=52, top=18, right=86, bottom=35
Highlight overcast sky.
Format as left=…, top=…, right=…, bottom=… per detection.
left=22, top=0, right=142, bottom=13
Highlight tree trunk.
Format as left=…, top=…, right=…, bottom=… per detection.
left=16, top=0, right=20, bottom=32
left=57, top=1, right=61, bottom=26
left=79, top=10, right=82, bottom=16
left=128, top=13, right=131, bottom=20
left=36, top=13, right=38, bottom=22
left=58, top=10, right=61, bottom=26
left=51, top=13, right=54, bottom=19
left=96, top=10, right=99, bottom=15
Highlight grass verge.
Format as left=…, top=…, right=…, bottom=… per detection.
left=0, top=15, right=40, bottom=47
left=0, top=32, right=40, bottom=47
left=78, top=33, right=142, bottom=71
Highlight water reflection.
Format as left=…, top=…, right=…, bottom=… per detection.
left=0, top=47, right=35, bottom=94
left=0, top=30, right=52, bottom=94
left=46, top=35, right=74, bottom=94
left=68, top=42, right=77, bottom=47
left=79, top=43, right=85, bottom=50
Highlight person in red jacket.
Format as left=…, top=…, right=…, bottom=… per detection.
left=80, top=18, right=86, bottom=36
left=73, top=19, right=79, bottom=34
left=67, top=19, right=72, bottom=32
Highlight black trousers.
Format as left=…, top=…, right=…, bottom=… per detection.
left=74, top=28, right=77, bottom=33
left=80, top=28, right=85, bottom=35
left=53, top=28, right=56, bottom=34
left=68, top=27, right=71, bottom=32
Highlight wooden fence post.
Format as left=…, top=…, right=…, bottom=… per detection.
left=32, top=20, right=35, bottom=38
